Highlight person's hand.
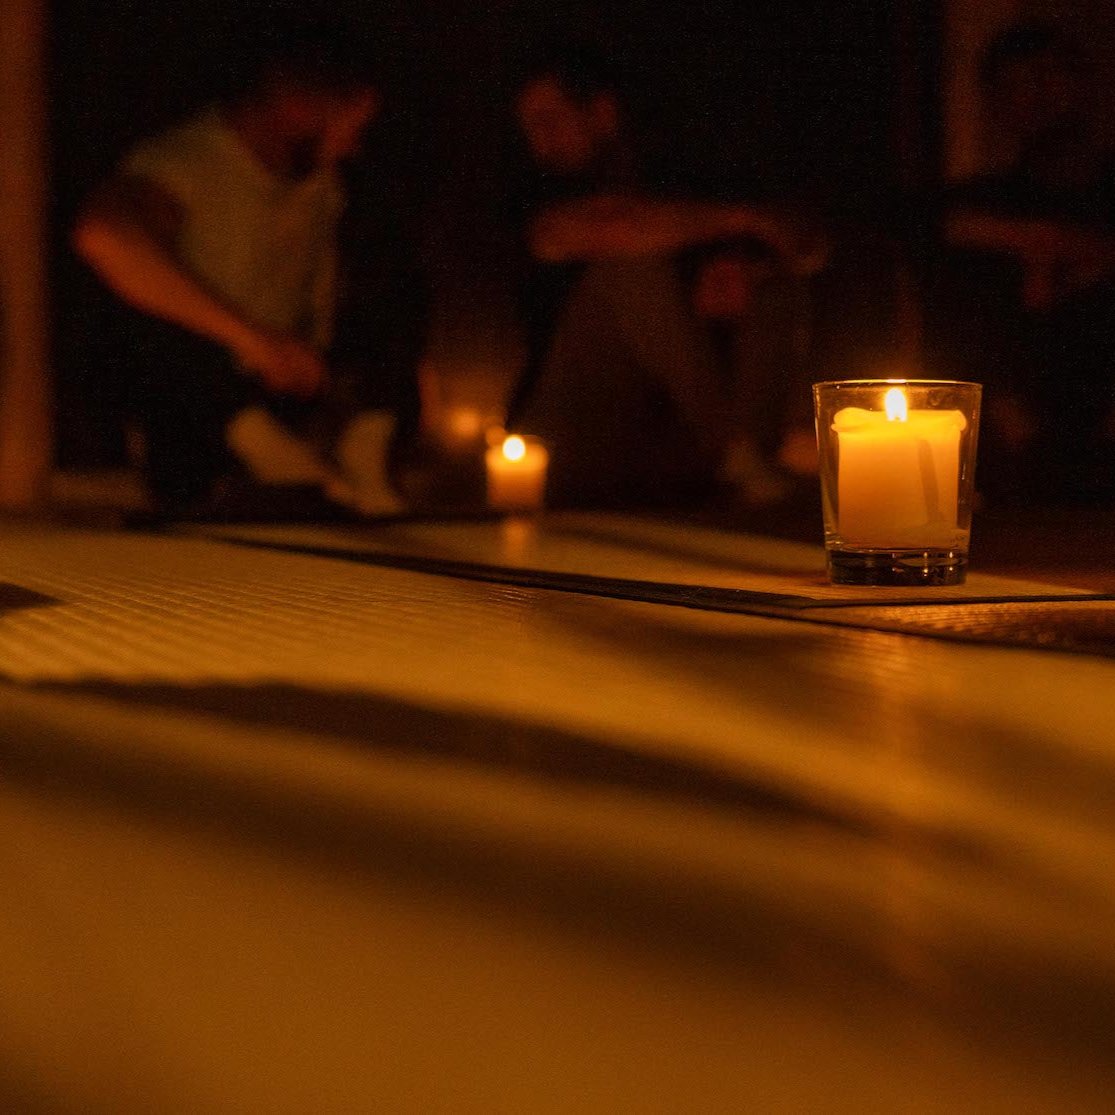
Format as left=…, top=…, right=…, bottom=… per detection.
left=231, top=329, right=329, bottom=398
left=781, top=218, right=831, bottom=277
left=1021, top=261, right=1058, bottom=312
left=1054, top=225, right=1115, bottom=301
left=319, top=91, right=379, bottom=166
left=1017, top=221, right=1076, bottom=310
left=741, top=208, right=830, bottom=276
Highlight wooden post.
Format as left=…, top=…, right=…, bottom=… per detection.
left=0, top=0, right=51, bottom=510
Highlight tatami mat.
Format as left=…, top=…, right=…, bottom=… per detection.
left=189, top=513, right=1100, bottom=605
left=177, top=514, right=1115, bottom=657
left=2, top=524, right=1114, bottom=1109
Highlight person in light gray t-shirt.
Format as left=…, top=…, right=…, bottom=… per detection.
left=74, top=18, right=411, bottom=514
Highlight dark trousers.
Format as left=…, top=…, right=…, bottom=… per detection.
left=120, top=311, right=258, bottom=510
left=112, top=304, right=423, bottom=512
left=513, top=258, right=809, bottom=508
left=514, top=260, right=717, bottom=508
left=927, top=255, right=1115, bottom=505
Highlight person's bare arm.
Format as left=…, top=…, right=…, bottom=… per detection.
left=529, top=194, right=826, bottom=273
left=945, top=208, right=1115, bottom=309
left=944, top=209, right=1062, bottom=259
left=73, top=175, right=326, bottom=396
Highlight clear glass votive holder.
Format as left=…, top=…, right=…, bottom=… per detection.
left=813, top=380, right=982, bottom=586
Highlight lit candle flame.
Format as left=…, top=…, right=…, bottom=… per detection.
left=884, top=387, right=908, bottom=422
left=502, top=435, right=526, bottom=462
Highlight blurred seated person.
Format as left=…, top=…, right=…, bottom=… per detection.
left=507, top=46, right=825, bottom=509
left=683, top=237, right=818, bottom=484
left=73, top=16, right=420, bottom=515
left=936, top=24, right=1115, bottom=503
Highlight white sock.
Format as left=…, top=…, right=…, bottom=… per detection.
left=334, top=410, right=405, bottom=515
left=720, top=437, right=791, bottom=507
left=226, top=406, right=339, bottom=487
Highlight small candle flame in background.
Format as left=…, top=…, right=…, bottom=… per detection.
left=502, top=435, right=527, bottom=462
left=884, top=387, right=908, bottom=422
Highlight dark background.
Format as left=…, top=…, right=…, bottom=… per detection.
left=49, top=0, right=936, bottom=465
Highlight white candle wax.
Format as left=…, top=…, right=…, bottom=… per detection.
left=486, top=435, right=548, bottom=511
left=834, top=393, right=966, bottom=548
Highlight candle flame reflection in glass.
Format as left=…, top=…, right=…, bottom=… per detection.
left=502, top=435, right=527, bottom=462
left=885, top=387, right=908, bottom=422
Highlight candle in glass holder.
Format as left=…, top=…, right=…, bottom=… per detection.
left=485, top=434, right=548, bottom=511
left=814, top=380, right=981, bottom=585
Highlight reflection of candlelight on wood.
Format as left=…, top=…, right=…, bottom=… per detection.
left=486, top=435, right=548, bottom=511
left=499, top=513, right=536, bottom=561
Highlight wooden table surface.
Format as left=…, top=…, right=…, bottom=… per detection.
left=1, top=515, right=1113, bottom=1112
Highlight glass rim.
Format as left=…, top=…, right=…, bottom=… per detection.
left=813, top=378, right=982, bottom=390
